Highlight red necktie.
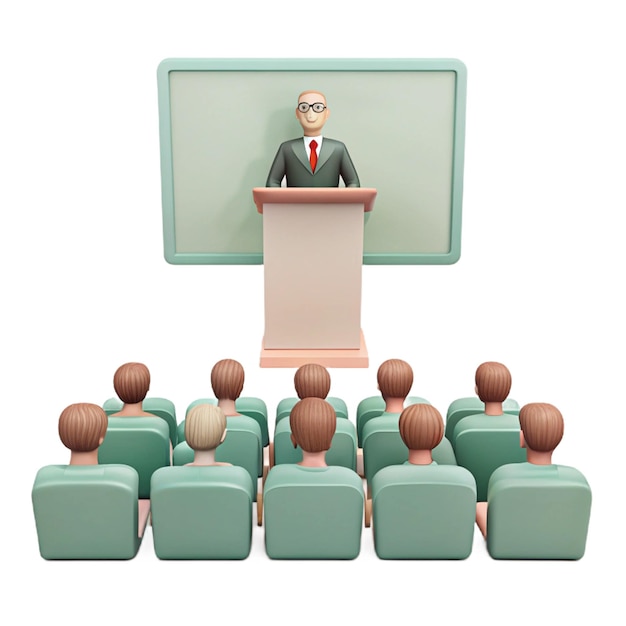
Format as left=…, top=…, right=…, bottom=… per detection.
left=309, top=140, right=318, bottom=173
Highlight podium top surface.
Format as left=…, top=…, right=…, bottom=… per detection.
left=253, top=187, right=377, bottom=214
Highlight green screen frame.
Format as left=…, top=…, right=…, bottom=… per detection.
left=157, top=58, right=467, bottom=265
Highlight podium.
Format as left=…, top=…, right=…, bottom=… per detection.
left=253, top=188, right=376, bottom=368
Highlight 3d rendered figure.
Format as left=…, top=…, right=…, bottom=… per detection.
left=451, top=361, right=525, bottom=500
left=263, top=396, right=364, bottom=558
left=33, top=403, right=150, bottom=558
left=110, top=362, right=155, bottom=417
left=474, top=361, right=512, bottom=418
left=475, top=402, right=563, bottom=537
left=399, top=403, right=445, bottom=465
left=474, top=402, right=591, bottom=559
left=290, top=397, right=337, bottom=467
left=377, top=358, right=414, bottom=415
left=184, top=404, right=231, bottom=467
left=294, top=363, right=331, bottom=400
left=58, top=402, right=109, bottom=465
left=266, top=90, right=360, bottom=188
left=211, top=358, right=245, bottom=417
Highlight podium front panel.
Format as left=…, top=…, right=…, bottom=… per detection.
left=263, top=203, right=363, bottom=349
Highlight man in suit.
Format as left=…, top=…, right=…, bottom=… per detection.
left=266, top=90, right=360, bottom=188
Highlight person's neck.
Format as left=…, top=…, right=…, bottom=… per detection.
left=526, top=448, right=553, bottom=465
left=484, top=401, right=504, bottom=416
left=69, top=450, right=99, bottom=465
left=217, top=399, right=238, bottom=416
left=407, top=449, right=433, bottom=465
left=115, top=402, right=151, bottom=416
left=191, top=449, right=218, bottom=466
left=299, top=451, right=327, bottom=467
left=384, top=397, right=405, bottom=414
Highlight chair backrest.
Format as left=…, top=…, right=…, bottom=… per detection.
left=103, top=396, right=178, bottom=446
left=362, top=413, right=456, bottom=488
left=263, top=464, right=364, bottom=559
left=452, top=413, right=527, bottom=501
left=371, top=464, right=477, bottom=559
left=356, top=396, right=429, bottom=447
left=186, top=397, right=269, bottom=447
left=444, top=396, right=520, bottom=442
left=173, top=415, right=262, bottom=500
left=275, top=396, right=349, bottom=425
left=150, top=465, right=254, bottom=559
left=98, top=417, right=170, bottom=498
left=486, top=463, right=592, bottom=559
left=273, top=417, right=357, bottom=471
left=32, top=464, right=141, bottom=559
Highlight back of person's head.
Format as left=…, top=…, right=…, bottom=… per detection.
left=399, top=403, right=444, bottom=451
left=58, top=403, right=108, bottom=452
left=113, top=362, right=150, bottom=404
left=185, top=404, right=227, bottom=451
left=519, top=402, right=564, bottom=453
left=211, top=359, right=245, bottom=401
left=474, top=361, right=512, bottom=403
left=294, top=363, right=331, bottom=399
left=377, top=359, right=413, bottom=400
left=290, top=397, right=336, bottom=453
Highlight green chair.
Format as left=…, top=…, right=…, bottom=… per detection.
left=32, top=464, right=145, bottom=559
left=356, top=396, right=429, bottom=447
left=186, top=397, right=269, bottom=448
left=263, top=464, right=364, bottom=559
left=275, top=396, right=349, bottom=425
left=452, top=413, right=526, bottom=501
left=372, top=464, right=476, bottom=559
left=103, top=396, right=178, bottom=446
left=98, top=417, right=170, bottom=498
left=362, top=414, right=457, bottom=490
left=444, top=396, right=520, bottom=442
left=485, top=463, right=592, bottom=559
left=173, top=415, right=261, bottom=500
left=272, top=418, right=357, bottom=471
left=150, top=465, right=254, bottom=559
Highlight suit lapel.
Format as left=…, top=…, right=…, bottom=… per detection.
left=315, top=139, right=335, bottom=173
left=291, top=139, right=312, bottom=173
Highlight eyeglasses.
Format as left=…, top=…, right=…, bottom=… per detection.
left=297, top=102, right=327, bottom=113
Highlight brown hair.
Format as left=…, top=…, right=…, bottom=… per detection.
left=113, top=362, right=150, bottom=404
left=399, top=403, right=444, bottom=451
left=58, top=403, right=108, bottom=452
left=475, top=362, right=512, bottom=403
left=294, top=363, right=331, bottom=399
left=211, top=359, right=244, bottom=401
left=290, top=398, right=336, bottom=453
left=185, top=404, right=227, bottom=451
left=519, top=402, right=564, bottom=452
left=377, top=359, right=413, bottom=399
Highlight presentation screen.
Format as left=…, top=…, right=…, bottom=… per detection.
left=157, top=58, right=467, bottom=265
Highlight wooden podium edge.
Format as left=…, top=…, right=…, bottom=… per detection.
left=259, top=330, right=369, bottom=369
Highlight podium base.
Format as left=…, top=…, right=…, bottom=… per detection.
left=259, top=330, right=369, bottom=369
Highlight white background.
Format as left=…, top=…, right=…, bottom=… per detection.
left=2, top=1, right=623, bottom=623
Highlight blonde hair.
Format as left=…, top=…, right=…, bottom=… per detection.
left=519, top=403, right=564, bottom=453
left=113, top=362, right=150, bottom=404
left=58, top=403, right=108, bottom=452
left=185, top=404, right=227, bottom=451
left=475, top=362, right=512, bottom=403
left=294, top=363, right=331, bottom=399
left=377, top=359, right=413, bottom=399
left=399, top=404, right=444, bottom=451
left=211, top=359, right=244, bottom=401
left=290, top=398, right=336, bottom=453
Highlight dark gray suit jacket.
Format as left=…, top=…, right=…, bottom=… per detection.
left=266, top=137, right=360, bottom=188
